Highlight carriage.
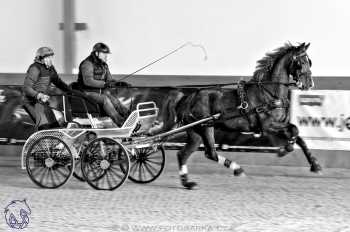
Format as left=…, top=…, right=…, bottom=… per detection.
left=20, top=92, right=219, bottom=190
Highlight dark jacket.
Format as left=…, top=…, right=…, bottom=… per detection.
left=77, top=53, right=112, bottom=91
left=23, top=62, right=70, bottom=103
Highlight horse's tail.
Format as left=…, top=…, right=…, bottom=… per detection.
left=148, top=89, right=184, bottom=135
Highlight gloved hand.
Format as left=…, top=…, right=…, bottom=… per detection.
left=36, top=92, right=50, bottom=103
left=104, top=80, right=115, bottom=88
left=105, top=80, right=132, bottom=88
left=114, top=81, right=132, bottom=87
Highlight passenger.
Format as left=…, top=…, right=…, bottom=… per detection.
left=77, top=42, right=129, bottom=127
left=23, top=47, right=74, bottom=130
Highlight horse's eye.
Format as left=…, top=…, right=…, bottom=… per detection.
left=308, top=58, right=312, bottom=67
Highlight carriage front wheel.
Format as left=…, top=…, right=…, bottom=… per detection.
left=128, top=146, right=165, bottom=184
left=26, top=136, right=74, bottom=189
left=80, top=137, right=130, bottom=190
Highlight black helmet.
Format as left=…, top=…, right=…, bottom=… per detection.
left=35, top=47, right=54, bottom=59
left=92, top=42, right=111, bottom=54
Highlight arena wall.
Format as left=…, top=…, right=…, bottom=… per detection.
left=1, top=74, right=350, bottom=169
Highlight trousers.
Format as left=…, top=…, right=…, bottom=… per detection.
left=84, top=90, right=129, bottom=127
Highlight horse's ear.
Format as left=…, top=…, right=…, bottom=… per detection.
left=304, top=43, right=310, bottom=50
left=294, top=42, right=304, bottom=52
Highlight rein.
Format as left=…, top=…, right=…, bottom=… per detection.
left=152, top=80, right=297, bottom=89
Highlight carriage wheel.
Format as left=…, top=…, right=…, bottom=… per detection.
left=26, top=136, right=74, bottom=189
left=128, top=146, right=165, bottom=184
left=81, top=137, right=130, bottom=190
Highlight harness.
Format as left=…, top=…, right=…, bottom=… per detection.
left=216, top=80, right=293, bottom=135
left=237, top=80, right=248, bottom=111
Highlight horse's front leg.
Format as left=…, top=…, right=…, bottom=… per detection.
left=296, top=136, right=322, bottom=174
left=177, top=129, right=201, bottom=189
left=282, top=124, right=322, bottom=174
left=200, top=126, right=245, bottom=177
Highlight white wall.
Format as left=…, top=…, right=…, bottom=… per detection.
left=0, top=0, right=349, bottom=76
left=75, top=0, right=350, bottom=76
left=0, top=0, right=63, bottom=73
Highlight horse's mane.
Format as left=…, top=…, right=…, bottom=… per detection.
left=252, top=42, right=296, bottom=81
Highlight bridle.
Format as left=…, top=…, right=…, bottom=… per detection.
left=290, top=51, right=312, bottom=88
left=235, top=51, right=312, bottom=115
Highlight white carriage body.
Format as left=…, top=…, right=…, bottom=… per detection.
left=21, top=101, right=159, bottom=169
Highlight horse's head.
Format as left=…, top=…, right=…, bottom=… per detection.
left=288, top=43, right=313, bottom=90
left=253, top=42, right=314, bottom=91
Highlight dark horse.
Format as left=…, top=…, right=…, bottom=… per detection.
left=150, top=42, right=321, bottom=189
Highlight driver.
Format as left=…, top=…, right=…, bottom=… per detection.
left=77, top=42, right=129, bottom=127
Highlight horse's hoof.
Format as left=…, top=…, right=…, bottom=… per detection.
left=277, top=147, right=288, bottom=157
left=315, top=171, right=323, bottom=175
left=180, top=174, right=198, bottom=190
left=285, top=144, right=294, bottom=152
left=183, top=182, right=199, bottom=190
left=310, top=164, right=323, bottom=174
left=233, top=167, right=246, bottom=177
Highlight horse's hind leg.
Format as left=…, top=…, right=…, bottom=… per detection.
left=296, top=136, right=322, bottom=174
left=200, top=126, right=245, bottom=177
left=177, top=129, right=202, bottom=189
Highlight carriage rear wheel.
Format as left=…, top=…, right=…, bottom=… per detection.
left=26, top=136, right=74, bottom=188
left=128, top=146, right=165, bottom=184
left=81, top=137, right=130, bottom=190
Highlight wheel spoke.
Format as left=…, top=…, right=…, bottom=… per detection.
left=86, top=162, right=102, bottom=180
left=89, top=144, right=100, bottom=156
left=138, top=162, right=144, bottom=181
left=54, top=166, right=69, bottom=179
left=38, top=168, right=48, bottom=185
left=105, top=171, right=113, bottom=188
left=109, top=165, right=126, bottom=180
left=48, top=169, right=57, bottom=187
left=43, top=139, right=52, bottom=157
left=129, top=161, right=138, bottom=175
left=51, top=168, right=62, bottom=186
left=144, top=159, right=163, bottom=166
left=31, top=166, right=45, bottom=177
left=142, top=162, right=157, bottom=178
left=107, top=168, right=121, bottom=183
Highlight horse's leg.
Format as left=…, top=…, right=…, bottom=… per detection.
left=265, top=124, right=298, bottom=157
left=282, top=123, right=322, bottom=173
left=200, top=126, right=245, bottom=176
left=177, top=128, right=202, bottom=189
left=296, top=136, right=322, bottom=174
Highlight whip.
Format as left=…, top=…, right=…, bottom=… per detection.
left=117, top=42, right=208, bottom=82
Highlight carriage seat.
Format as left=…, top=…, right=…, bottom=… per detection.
left=65, top=82, right=114, bottom=128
